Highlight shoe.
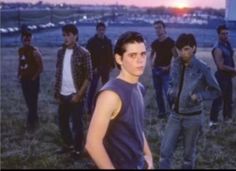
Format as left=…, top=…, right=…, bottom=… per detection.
left=71, top=150, right=83, bottom=160
left=209, top=121, right=218, bottom=129
left=224, top=118, right=233, bottom=124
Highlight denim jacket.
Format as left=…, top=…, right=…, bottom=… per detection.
left=168, top=56, right=221, bottom=114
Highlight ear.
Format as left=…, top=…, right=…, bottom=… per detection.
left=115, top=54, right=122, bottom=66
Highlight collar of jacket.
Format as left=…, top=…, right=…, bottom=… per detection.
left=177, top=56, right=197, bottom=68
left=61, top=43, right=79, bottom=51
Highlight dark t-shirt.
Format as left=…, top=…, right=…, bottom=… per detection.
left=151, top=37, right=175, bottom=67
left=18, top=45, right=38, bottom=80
left=86, top=35, right=114, bottom=70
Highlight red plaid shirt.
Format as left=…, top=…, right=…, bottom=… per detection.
left=54, top=44, right=92, bottom=99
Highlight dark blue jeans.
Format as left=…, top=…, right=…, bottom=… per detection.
left=21, top=77, right=40, bottom=129
left=58, top=94, right=85, bottom=151
left=152, top=67, right=170, bottom=116
left=159, top=113, right=202, bottom=169
left=87, top=68, right=110, bottom=114
left=210, top=73, right=233, bottom=122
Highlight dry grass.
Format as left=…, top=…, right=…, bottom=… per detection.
left=1, top=47, right=236, bottom=169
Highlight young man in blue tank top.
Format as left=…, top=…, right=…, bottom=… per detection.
left=85, top=31, right=153, bottom=169
left=209, top=24, right=236, bottom=127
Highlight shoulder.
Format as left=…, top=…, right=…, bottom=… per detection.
left=18, top=47, right=23, bottom=54
left=137, top=82, right=146, bottom=96
left=151, top=39, right=159, bottom=50
left=98, top=89, right=120, bottom=101
left=78, top=46, right=91, bottom=56
left=167, top=37, right=175, bottom=45
left=213, top=47, right=222, bottom=54
left=151, top=39, right=158, bottom=46
left=87, top=36, right=96, bottom=43
left=96, top=89, right=121, bottom=111
left=105, top=36, right=112, bottom=43
left=172, top=56, right=181, bottom=65
left=195, top=58, right=210, bottom=72
left=57, top=47, right=64, bottom=54
left=99, top=79, right=129, bottom=99
left=32, top=47, right=41, bottom=54
left=32, top=48, right=43, bottom=60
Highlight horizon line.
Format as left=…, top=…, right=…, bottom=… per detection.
left=1, top=1, right=225, bottom=10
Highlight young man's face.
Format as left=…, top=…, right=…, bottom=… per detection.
left=219, top=29, right=229, bottom=42
left=96, top=26, right=106, bottom=38
left=116, top=42, right=147, bottom=77
left=22, top=36, right=32, bottom=46
left=178, top=45, right=196, bottom=63
left=154, top=23, right=166, bottom=37
left=63, top=32, right=77, bottom=47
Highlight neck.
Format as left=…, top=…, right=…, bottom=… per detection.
left=159, top=33, right=167, bottom=41
left=23, top=44, right=31, bottom=48
left=66, top=42, right=76, bottom=49
left=97, top=34, right=105, bottom=39
left=117, top=72, right=139, bottom=84
left=182, top=58, right=192, bottom=66
left=220, top=39, right=228, bottom=45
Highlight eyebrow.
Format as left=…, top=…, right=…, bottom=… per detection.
left=128, top=51, right=146, bottom=54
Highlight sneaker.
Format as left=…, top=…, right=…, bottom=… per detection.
left=71, top=150, right=83, bottom=160
left=209, top=121, right=218, bottom=129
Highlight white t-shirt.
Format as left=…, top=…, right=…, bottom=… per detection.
left=60, top=48, right=76, bottom=95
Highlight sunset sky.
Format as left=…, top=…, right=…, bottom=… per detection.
left=3, top=0, right=225, bottom=9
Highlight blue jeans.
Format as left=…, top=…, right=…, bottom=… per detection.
left=58, top=94, right=85, bottom=151
left=152, top=67, right=169, bottom=116
left=21, top=77, right=40, bottom=130
left=210, top=72, right=233, bottom=122
left=159, top=113, right=202, bottom=169
left=87, top=68, right=110, bottom=114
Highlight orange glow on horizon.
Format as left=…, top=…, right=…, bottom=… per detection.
left=172, top=1, right=189, bottom=9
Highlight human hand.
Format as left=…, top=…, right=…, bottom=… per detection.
left=71, top=93, right=81, bottom=103
left=55, top=97, right=61, bottom=104
left=191, top=94, right=198, bottom=101
left=144, top=155, right=154, bottom=169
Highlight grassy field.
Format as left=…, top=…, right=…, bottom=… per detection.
left=1, top=47, right=236, bottom=169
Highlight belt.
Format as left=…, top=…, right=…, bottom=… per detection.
left=177, top=111, right=201, bottom=116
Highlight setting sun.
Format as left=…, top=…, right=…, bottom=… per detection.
left=173, top=0, right=189, bottom=8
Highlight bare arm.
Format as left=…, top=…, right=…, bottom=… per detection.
left=32, top=48, right=43, bottom=80
left=214, top=48, right=236, bottom=74
left=85, top=90, right=121, bottom=169
left=143, top=133, right=154, bottom=169
left=150, top=49, right=156, bottom=67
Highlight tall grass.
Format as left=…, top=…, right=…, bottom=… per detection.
left=1, top=47, right=236, bottom=169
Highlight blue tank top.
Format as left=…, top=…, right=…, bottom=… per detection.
left=97, top=78, right=146, bottom=169
left=212, top=41, right=235, bottom=77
